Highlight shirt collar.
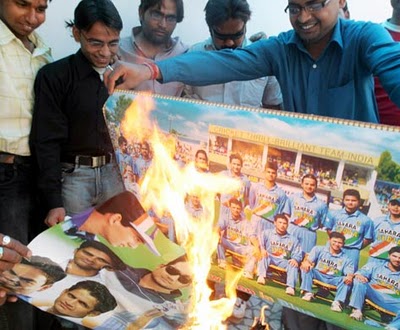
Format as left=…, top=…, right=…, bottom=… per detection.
left=74, top=50, right=101, bottom=80
left=288, top=19, right=343, bottom=54
left=0, top=19, right=50, bottom=56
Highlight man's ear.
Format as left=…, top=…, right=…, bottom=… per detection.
left=108, top=213, right=123, bottom=225
left=38, top=284, right=53, bottom=292
left=72, top=26, right=80, bottom=43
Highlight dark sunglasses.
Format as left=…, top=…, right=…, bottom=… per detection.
left=165, top=265, right=192, bottom=284
left=211, top=26, right=246, bottom=41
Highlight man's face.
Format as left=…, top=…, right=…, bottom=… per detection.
left=103, top=217, right=143, bottom=248
left=388, top=200, right=400, bottom=217
left=141, top=144, right=150, bottom=159
left=140, top=0, right=177, bottom=46
left=301, top=177, right=317, bottom=195
left=0, top=264, right=48, bottom=295
left=190, top=195, right=201, bottom=209
left=119, top=141, right=128, bottom=154
left=230, top=202, right=242, bottom=220
left=230, top=158, right=242, bottom=176
left=53, top=288, right=98, bottom=318
left=0, top=0, right=47, bottom=40
left=265, top=167, right=277, bottom=183
left=73, top=21, right=120, bottom=68
left=73, top=247, right=113, bottom=273
left=389, top=251, right=400, bottom=270
left=195, top=152, right=208, bottom=172
left=329, top=237, right=344, bottom=253
left=288, top=0, right=343, bottom=49
left=275, top=217, right=288, bottom=235
left=211, top=18, right=246, bottom=50
left=151, top=260, right=192, bottom=292
left=343, top=194, right=359, bottom=213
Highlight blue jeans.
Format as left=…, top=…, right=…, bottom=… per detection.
left=61, top=162, right=125, bottom=215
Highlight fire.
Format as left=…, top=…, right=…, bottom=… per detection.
left=120, top=95, right=243, bottom=329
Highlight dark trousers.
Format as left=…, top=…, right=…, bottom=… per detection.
left=0, top=161, right=48, bottom=330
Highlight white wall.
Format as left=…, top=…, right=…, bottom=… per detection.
left=39, top=0, right=393, bottom=60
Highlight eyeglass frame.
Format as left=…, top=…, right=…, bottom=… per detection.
left=284, top=0, right=332, bottom=16
left=148, top=9, right=178, bottom=24
left=211, top=25, right=247, bottom=42
left=165, top=265, right=192, bottom=284
left=79, top=30, right=120, bottom=50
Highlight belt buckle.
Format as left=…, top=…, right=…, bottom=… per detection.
left=92, top=155, right=106, bottom=167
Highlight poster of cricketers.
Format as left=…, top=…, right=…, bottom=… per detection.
left=1, top=90, right=399, bottom=330
left=103, top=91, right=400, bottom=330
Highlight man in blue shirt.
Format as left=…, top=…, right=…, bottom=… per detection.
left=288, top=174, right=328, bottom=253
left=105, top=0, right=400, bottom=123
left=300, top=231, right=354, bottom=313
left=368, top=194, right=400, bottom=265
left=324, top=189, right=374, bottom=271
left=256, top=213, right=302, bottom=296
left=348, top=246, right=400, bottom=329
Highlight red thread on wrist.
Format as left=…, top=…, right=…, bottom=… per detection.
left=143, top=62, right=160, bottom=80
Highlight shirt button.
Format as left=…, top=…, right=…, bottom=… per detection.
left=312, top=64, right=317, bottom=69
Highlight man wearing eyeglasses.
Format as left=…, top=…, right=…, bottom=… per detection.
left=105, top=0, right=400, bottom=125
left=118, top=0, right=188, bottom=97
left=30, top=0, right=125, bottom=228
left=183, top=0, right=282, bottom=109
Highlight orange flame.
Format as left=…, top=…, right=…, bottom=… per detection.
left=121, top=95, right=243, bottom=329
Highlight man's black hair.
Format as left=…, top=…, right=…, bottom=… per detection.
left=65, top=0, right=123, bottom=31
left=205, top=0, right=251, bottom=29
left=139, top=0, right=184, bottom=23
left=67, top=280, right=117, bottom=313
left=21, top=256, right=66, bottom=285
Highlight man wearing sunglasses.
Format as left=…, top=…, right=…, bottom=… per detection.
left=115, top=254, right=192, bottom=304
left=183, top=0, right=282, bottom=109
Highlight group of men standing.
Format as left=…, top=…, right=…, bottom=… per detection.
left=1, top=0, right=400, bottom=329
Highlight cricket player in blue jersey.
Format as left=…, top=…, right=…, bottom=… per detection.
left=300, top=231, right=354, bottom=312
left=256, top=213, right=302, bottom=296
left=219, top=153, right=251, bottom=217
left=247, top=161, right=290, bottom=232
left=368, top=195, right=400, bottom=266
left=288, top=174, right=328, bottom=253
left=217, top=198, right=259, bottom=278
left=324, top=189, right=374, bottom=271
left=348, top=246, right=400, bottom=330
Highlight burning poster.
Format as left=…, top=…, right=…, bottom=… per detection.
left=2, top=91, right=399, bottom=329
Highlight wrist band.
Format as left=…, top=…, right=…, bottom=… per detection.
left=143, top=62, right=160, bottom=80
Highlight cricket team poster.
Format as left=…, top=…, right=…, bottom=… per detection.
left=2, top=91, right=399, bottom=330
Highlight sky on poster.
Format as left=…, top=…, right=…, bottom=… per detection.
left=106, top=93, right=400, bottom=163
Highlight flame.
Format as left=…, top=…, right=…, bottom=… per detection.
left=120, top=95, right=243, bottom=329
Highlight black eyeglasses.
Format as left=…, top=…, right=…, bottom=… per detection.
left=211, top=26, right=246, bottom=41
left=284, top=0, right=331, bottom=16
left=149, top=10, right=177, bottom=24
left=80, top=31, right=119, bottom=50
left=165, top=265, right=192, bottom=284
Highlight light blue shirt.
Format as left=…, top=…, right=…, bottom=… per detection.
left=157, top=19, right=400, bottom=122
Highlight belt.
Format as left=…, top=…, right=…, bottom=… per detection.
left=0, top=152, right=32, bottom=164
left=61, top=153, right=113, bottom=167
